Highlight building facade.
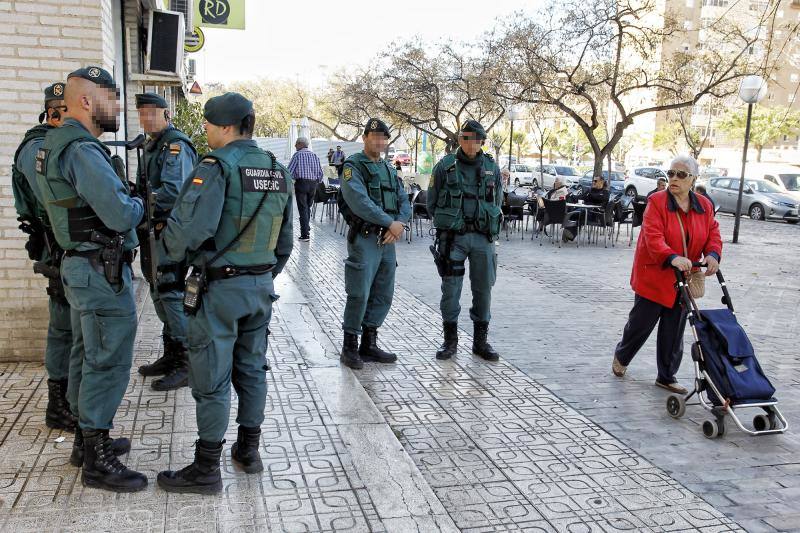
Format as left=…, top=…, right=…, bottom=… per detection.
left=0, top=0, right=192, bottom=361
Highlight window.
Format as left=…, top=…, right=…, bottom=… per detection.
left=749, top=1, right=769, bottom=11
left=702, top=0, right=728, bottom=6
left=711, top=178, right=729, bottom=189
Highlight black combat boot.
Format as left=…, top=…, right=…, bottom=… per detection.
left=81, top=429, right=147, bottom=492
left=157, top=440, right=223, bottom=494
left=358, top=327, right=397, bottom=363
left=46, top=379, right=77, bottom=432
left=436, top=322, right=459, bottom=360
left=472, top=322, right=500, bottom=362
left=151, top=343, right=189, bottom=391
left=70, top=427, right=132, bottom=467
left=138, top=335, right=177, bottom=376
left=230, top=425, right=263, bottom=473
left=340, top=332, right=363, bottom=370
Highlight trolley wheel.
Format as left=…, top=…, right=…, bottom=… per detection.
left=754, top=412, right=778, bottom=431
left=666, top=394, right=686, bottom=419
left=702, top=418, right=725, bottom=439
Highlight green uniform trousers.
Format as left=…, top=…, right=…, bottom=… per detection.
left=150, top=266, right=186, bottom=344
left=60, top=256, right=137, bottom=430
left=440, top=232, right=497, bottom=323
left=45, top=297, right=72, bottom=381
left=188, top=273, right=274, bottom=442
left=342, top=234, right=397, bottom=336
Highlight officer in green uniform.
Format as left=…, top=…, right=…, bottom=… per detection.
left=36, top=66, right=146, bottom=492
left=157, top=92, right=293, bottom=494
left=11, top=82, right=76, bottom=431
left=134, top=92, right=198, bottom=391
left=427, top=120, right=502, bottom=362
left=339, top=118, right=411, bottom=370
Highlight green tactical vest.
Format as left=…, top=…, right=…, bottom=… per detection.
left=432, top=152, right=502, bottom=237
left=348, top=153, right=399, bottom=215
left=36, top=123, right=123, bottom=250
left=139, top=126, right=197, bottom=201
left=199, top=142, right=291, bottom=267
left=12, top=124, right=52, bottom=227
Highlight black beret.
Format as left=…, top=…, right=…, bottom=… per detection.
left=135, top=92, right=168, bottom=108
left=67, top=65, right=116, bottom=88
left=363, top=118, right=390, bottom=138
left=461, top=120, right=487, bottom=140
left=203, top=92, right=253, bottom=126
left=44, top=82, right=65, bottom=104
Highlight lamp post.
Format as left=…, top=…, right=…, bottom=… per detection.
left=506, top=106, right=522, bottom=176
left=414, top=128, right=419, bottom=173
left=732, top=75, right=767, bottom=244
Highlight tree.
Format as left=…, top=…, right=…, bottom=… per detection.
left=511, top=131, right=530, bottom=161
left=316, top=40, right=506, bottom=152
left=717, top=105, right=800, bottom=162
left=495, top=0, right=793, bottom=176
left=172, top=100, right=208, bottom=156
left=529, top=106, right=553, bottom=171
left=489, top=129, right=508, bottom=161
left=653, top=123, right=682, bottom=157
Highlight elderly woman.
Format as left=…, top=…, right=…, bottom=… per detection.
left=612, top=155, right=722, bottom=394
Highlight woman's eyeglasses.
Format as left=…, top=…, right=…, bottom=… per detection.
left=667, top=169, right=692, bottom=180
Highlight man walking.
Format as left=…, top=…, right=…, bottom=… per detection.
left=133, top=93, right=198, bottom=391
left=427, top=120, right=502, bottom=362
left=36, top=66, right=146, bottom=492
left=332, top=145, right=346, bottom=179
left=11, top=82, right=76, bottom=432
left=339, top=119, right=411, bottom=370
left=287, top=136, right=323, bottom=242
left=157, top=92, right=293, bottom=494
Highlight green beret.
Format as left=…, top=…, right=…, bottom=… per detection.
left=461, top=120, right=487, bottom=140
left=135, top=92, right=168, bottom=108
left=203, top=92, right=253, bottom=126
left=363, top=118, right=390, bottom=138
left=44, top=82, right=65, bottom=104
left=67, top=65, right=116, bottom=89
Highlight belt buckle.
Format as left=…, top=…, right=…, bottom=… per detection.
left=222, top=265, right=236, bottom=278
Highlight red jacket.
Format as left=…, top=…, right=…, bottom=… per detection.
left=631, top=190, right=722, bottom=308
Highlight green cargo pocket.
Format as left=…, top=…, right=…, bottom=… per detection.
left=85, top=311, right=136, bottom=370
left=343, top=259, right=366, bottom=298
left=433, top=208, right=461, bottom=231
left=481, top=203, right=502, bottom=236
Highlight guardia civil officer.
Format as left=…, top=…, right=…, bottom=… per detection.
left=134, top=93, right=198, bottom=391
left=339, top=119, right=411, bottom=370
left=11, top=82, right=76, bottom=431
left=427, top=120, right=502, bottom=362
left=36, top=66, right=146, bottom=492
left=157, top=93, right=293, bottom=494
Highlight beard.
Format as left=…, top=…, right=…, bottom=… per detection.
left=93, top=111, right=119, bottom=133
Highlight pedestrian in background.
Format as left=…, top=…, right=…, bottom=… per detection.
left=287, top=136, right=323, bottom=242
left=332, top=145, right=346, bottom=178
left=327, top=147, right=334, bottom=165
left=612, top=154, right=722, bottom=394
left=647, top=177, right=667, bottom=198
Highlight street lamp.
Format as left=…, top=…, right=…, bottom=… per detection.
left=507, top=106, right=523, bottom=174
left=732, top=75, right=768, bottom=244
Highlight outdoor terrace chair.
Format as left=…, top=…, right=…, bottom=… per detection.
left=586, top=200, right=618, bottom=248
left=503, top=191, right=527, bottom=241
left=412, top=190, right=432, bottom=237
left=541, top=198, right=567, bottom=248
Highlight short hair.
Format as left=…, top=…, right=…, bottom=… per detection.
left=657, top=177, right=667, bottom=184
left=670, top=154, right=699, bottom=176
left=239, top=112, right=256, bottom=138
left=295, top=136, right=309, bottom=148
left=695, top=184, right=707, bottom=193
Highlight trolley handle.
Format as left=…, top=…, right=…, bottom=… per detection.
left=672, top=262, right=733, bottom=312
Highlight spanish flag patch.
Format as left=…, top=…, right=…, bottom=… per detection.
left=169, top=143, right=182, bottom=155
left=192, top=177, right=204, bottom=185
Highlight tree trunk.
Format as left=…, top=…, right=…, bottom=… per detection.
left=592, top=153, right=605, bottom=178
left=756, top=146, right=763, bottom=162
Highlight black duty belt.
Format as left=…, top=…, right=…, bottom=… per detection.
left=462, top=222, right=483, bottom=234
left=65, top=248, right=134, bottom=263
left=205, top=263, right=274, bottom=282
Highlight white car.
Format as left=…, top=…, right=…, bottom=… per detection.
left=507, top=163, right=537, bottom=187
left=624, top=166, right=667, bottom=200
left=747, top=163, right=800, bottom=203
left=536, top=164, right=581, bottom=189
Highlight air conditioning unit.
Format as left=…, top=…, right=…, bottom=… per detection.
left=146, top=9, right=185, bottom=76
left=170, top=0, right=194, bottom=33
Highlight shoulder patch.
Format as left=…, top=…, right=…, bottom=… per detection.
left=35, top=148, right=48, bottom=175
left=169, top=143, right=182, bottom=155
left=343, top=167, right=353, bottom=181
left=201, top=156, right=218, bottom=165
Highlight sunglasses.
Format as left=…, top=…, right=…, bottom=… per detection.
left=667, top=169, right=692, bottom=180
left=593, top=178, right=604, bottom=183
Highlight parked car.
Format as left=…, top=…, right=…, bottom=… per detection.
left=624, top=166, right=667, bottom=200
left=579, top=170, right=625, bottom=195
left=745, top=164, right=800, bottom=203
left=536, top=164, right=581, bottom=189
left=699, top=166, right=727, bottom=181
left=506, top=163, right=537, bottom=187
left=705, top=177, right=799, bottom=223
left=393, top=152, right=412, bottom=166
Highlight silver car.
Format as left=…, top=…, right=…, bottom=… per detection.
left=706, top=177, right=799, bottom=224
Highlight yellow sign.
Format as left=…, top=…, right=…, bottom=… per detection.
left=184, top=26, right=205, bottom=53
left=195, top=0, right=245, bottom=30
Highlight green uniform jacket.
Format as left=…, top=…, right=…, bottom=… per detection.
left=341, top=152, right=411, bottom=226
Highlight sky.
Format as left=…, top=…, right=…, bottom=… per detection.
left=191, top=0, right=537, bottom=88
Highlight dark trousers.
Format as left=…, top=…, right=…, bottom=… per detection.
left=335, top=164, right=344, bottom=178
left=614, top=294, right=687, bottom=384
left=295, top=179, right=318, bottom=238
